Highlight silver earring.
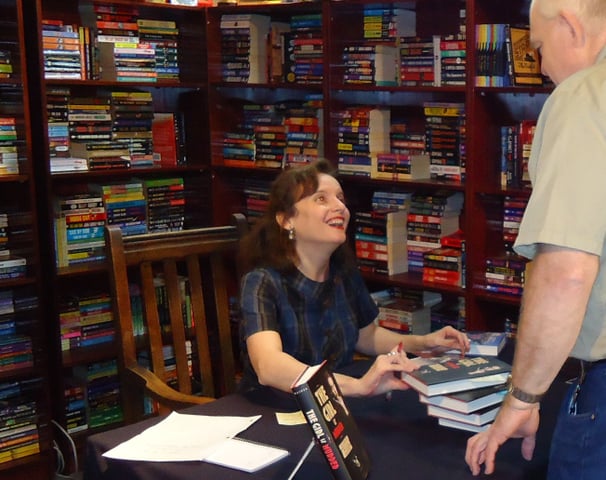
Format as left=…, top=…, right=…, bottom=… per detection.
left=288, top=227, right=295, bottom=240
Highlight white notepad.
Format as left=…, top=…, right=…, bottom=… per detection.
left=204, top=437, right=290, bottom=472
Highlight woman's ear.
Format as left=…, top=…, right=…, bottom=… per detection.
left=275, top=212, right=289, bottom=230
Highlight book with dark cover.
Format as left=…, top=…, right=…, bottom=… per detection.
left=291, top=361, right=370, bottom=480
left=419, top=382, right=507, bottom=414
left=427, top=402, right=501, bottom=426
left=437, top=417, right=490, bottom=433
left=401, top=354, right=511, bottom=396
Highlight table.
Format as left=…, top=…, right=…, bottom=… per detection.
left=85, top=360, right=569, bottom=480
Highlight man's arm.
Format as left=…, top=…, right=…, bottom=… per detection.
left=466, top=243, right=598, bottom=476
left=511, top=243, right=598, bottom=397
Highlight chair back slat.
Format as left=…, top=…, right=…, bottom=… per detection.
left=139, top=261, right=166, bottom=380
left=163, top=258, right=192, bottom=395
left=186, top=254, right=215, bottom=398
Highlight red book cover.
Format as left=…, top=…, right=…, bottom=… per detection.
left=152, top=113, right=178, bottom=167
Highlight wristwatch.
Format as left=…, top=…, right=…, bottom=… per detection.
left=506, top=374, right=545, bottom=404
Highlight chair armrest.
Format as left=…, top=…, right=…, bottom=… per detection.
left=127, top=364, right=216, bottom=411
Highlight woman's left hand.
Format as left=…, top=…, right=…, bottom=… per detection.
left=422, top=326, right=470, bottom=355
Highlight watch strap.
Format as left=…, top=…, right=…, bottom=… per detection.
left=506, top=374, right=545, bottom=404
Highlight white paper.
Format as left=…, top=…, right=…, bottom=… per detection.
left=102, top=411, right=262, bottom=462
left=204, top=437, right=289, bottom=472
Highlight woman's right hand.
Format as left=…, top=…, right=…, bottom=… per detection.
left=357, top=348, right=419, bottom=397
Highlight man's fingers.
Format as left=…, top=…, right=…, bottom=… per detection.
left=465, top=433, right=486, bottom=476
left=521, top=435, right=536, bottom=461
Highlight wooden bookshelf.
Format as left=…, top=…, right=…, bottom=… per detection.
left=1, top=0, right=555, bottom=477
left=20, top=0, right=213, bottom=471
left=0, top=0, right=53, bottom=477
left=207, top=0, right=549, bottom=333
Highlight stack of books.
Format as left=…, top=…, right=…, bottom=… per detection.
left=399, top=36, right=435, bottom=86
left=144, top=177, right=185, bottom=233
left=363, top=5, right=415, bottom=42
left=401, top=353, right=511, bottom=432
left=336, top=106, right=390, bottom=178
left=42, top=19, right=83, bottom=80
left=372, top=121, right=429, bottom=181
left=63, top=379, right=88, bottom=434
left=220, top=14, right=270, bottom=83
left=0, top=49, right=12, bottom=79
left=242, top=178, right=271, bottom=222
left=73, top=360, right=123, bottom=429
left=283, top=96, right=323, bottom=168
left=0, top=117, right=18, bottom=175
left=371, top=287, right=431, bottom=335
left=0, top=256, right=26, bottom=281
left=483, top=253, right=527, bottom=297
left=91, top=181, right=147, bottom=236
left=354, top=207, right=408, bottom=276
left=342, top=44, right=398, bottom=87
left=0, top=379, right=41, bottom=464
left=284, top=13, right=323, bottom=85
left=137, top=18, right=180, bottom=81
left=111, top=91, right=154, bottom=167
left=420, top=382, right=507, bottom=433
left=439, top=35, right=467, bottom=87
left=98, top=42, right=157, bottom=83
left=59, top=292, right=115, bottom=352
left=406, top=191, right=463, bottom=273
left=53, top=194, right=107, bottom=268
left=424, top=101, right=466, bottom=182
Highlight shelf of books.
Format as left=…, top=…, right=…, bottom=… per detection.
left=23, top=0, right=214, bottom=455
left=206, top=3, right=327, bottom=225
left=204, top=0, right=553, bottom=338
left=464, top=0, right=551, bottom=332
left=324, top=0, right=470, bottom=333
left=0, top=0, right=53, bottom=477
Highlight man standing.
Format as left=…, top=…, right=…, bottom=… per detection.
left=465, top=0, right=606, bottom=478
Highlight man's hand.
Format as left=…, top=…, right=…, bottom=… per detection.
left=465, top=397, right=540, bottom=475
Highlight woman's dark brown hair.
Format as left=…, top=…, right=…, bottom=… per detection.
left=238, top=159, right=353, bottom=274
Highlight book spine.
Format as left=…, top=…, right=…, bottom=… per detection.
left=293, top=385, right=353, bottom=480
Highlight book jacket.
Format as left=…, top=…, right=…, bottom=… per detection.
left=291, top=361, right=370, bottom=480
left=401, top=354, right=511, bottom=396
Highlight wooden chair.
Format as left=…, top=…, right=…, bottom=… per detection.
left=105, top=214, right=247, bottom=424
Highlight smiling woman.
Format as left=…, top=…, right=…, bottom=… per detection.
left=236, top=160, right=470, bottom=399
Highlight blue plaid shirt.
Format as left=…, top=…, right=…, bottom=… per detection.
left=238, top=264, right=378, bottom=391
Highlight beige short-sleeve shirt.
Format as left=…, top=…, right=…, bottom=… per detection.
left=514, top=47, right=606, bottom=361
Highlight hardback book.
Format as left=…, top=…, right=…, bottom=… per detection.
left=446, top=331, right=508, bottom=357
left=467, top=332, right=508, bottom=356
left=427, top=402, right=501, bottom=426
left=151, top=113, right=179, bottom=167
left=400, top=354, right=511, bottom=396
left=291, top=360, right=370, bottom=480
left=419, top=382, right=507, bottom=414
left=506, top=25, right=543, bottom=86
left=437, top=417, right=491, bottom=433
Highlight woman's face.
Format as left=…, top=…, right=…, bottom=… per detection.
left=288, top=173, right=350, bottom=250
